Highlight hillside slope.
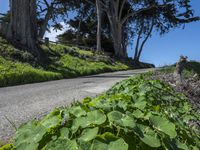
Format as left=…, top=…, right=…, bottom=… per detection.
left=0, top=37, right=130, bottom=87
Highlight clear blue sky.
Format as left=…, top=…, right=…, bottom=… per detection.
left=0, top=0, right=200, bottom=66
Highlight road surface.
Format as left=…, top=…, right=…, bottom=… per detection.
left=0, top=69, right=153, bottom=142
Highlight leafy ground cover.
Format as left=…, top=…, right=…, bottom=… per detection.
left=1, top=75, right=199, bottom=150
left=0, top=37, right=129, bottom=87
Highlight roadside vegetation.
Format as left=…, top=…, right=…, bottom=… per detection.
left=0, top=37, right=130, bottom=87
left=1, top=72, right=199, bottom=150
left=160, top=61, right=200, bottom=78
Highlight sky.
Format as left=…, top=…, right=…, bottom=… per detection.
left=0, top=0, right=200, bottom=66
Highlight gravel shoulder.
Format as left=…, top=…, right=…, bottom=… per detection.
left=0, top=69, right=153, bottom=142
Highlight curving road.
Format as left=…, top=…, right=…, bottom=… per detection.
left=0, top=69, right=153, bottom=142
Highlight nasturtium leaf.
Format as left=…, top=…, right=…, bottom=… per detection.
left=71, top=117, right=87, bottom=134
left=15, top=142, right=39, bottom=150
left=108, top=138, right=128, bottom=150
left=132, top=109, right=144, bottom=119
left=69, top=106, right=86, bottom=118
left=117, top=101, right=128, bottom=111
left=71, top=110, right=106, bottom=133
left=121, top=115, right=136, bottom=128
left=79, top=127, right=99, bottom=142
left=77, top=140, right=92, bottom=150
left=133, top=100, right=147, bottom=110
left=14, top=122, right=47, bottom=148
left=108, top=111, right=135, bottom=128
left=91, top=138, right=128, bottom=150
left=45, top=139, right=78, bottom=150
left=40, top=116, right=61, bottom=129
left=91, top=140, right=108, bottom=150
left=107, top=111, right=123, bottom=125
left=60, top=128, right=70, bottom=139
left=87, top=110, right=107, bottom=125
left=150, top=115, right=177, bottom=138
left=134, top=124, right=161, bottom=148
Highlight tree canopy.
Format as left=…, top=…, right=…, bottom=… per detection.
left=0, top=0, right=199, bottom=62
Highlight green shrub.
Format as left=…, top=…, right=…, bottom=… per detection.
left=2, top=76, right=199, bottom=149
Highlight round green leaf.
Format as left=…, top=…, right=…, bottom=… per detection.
left=108, top=139, right=128, bottom=150
left=150, top=115, right=177, bottom=138
left=79, top=127, right=99, bottom=142
left=108, top=111, right=135, bottom=128
left=45, top=139, right=78, bottom=150
left=134, top=124, right=161, bottom=148
left=87, top=110, right=107, bottom=125
left=69, top=106, right=86, bottom=118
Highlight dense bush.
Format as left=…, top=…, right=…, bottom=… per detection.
left=2, top=76, right=199, bottom=150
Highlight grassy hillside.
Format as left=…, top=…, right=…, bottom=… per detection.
left=1, top=75, right=199, bottom=150
left=0, top=37, right=129, bottom=87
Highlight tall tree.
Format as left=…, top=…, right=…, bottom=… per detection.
left=100, top=0, right=200, bottom=58
left=133, top=18, right=154, bottom=62
left=96, top=0, right=102, bottom=51
left=6, top=0, right=42, bottom=58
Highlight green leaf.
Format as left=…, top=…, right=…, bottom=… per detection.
left=71, top=110, right=106, bottom=133
left=45, top=139, right=78, bottom=150
left=79, top=127, right=99, bottom=142
left=91, top=140, right=108, bottom=150
left=150, top=115, right=177, bottom=138
left=134, top=124, right=161, bottom=148
left=60, top=128, right=70, bottom=139
left=69, top=106, right=86, bottom=118
left=108, top=139, right=128, bottom=150
left=40, top=116, right=61, bottom=129
left=87, top=110, right=107, bottom=125
left=15, top=142, right=38, bottom=150
left=108, top=111, right=135, bottom=128
left=107, top=111, right=123, bottom=126
left=133, top=100, right=147, bottom=110
left=132, top=109, right=144, bottom=119
left=91, top=138, right=128, bottom=150
left=121, top=115, right=136, bottom=128
left=14, top=121, right=47, bottom=148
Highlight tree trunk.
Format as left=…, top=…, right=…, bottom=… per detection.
left=108, top=16, right=124, bottom=58
left=6, top=0, right=42, bottom=58
left=136, top=21, right=154, bottom=62
left=76, top=19, right=81, bottom=46
left=96, top=0, right=102, bottom=52
left=38, top=7, right=53, bottom=39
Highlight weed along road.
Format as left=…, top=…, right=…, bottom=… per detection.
left=0, top=69, right=153, bottom=142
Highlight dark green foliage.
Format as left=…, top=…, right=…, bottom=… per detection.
left=2, top=76, right=199, bottom=149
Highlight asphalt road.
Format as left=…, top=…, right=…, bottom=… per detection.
left=0, top=69, right=153, bottom=142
